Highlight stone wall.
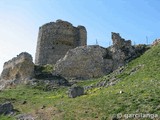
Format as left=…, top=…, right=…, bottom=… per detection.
left=54, top=45, right=107, bottom=79
left=110, top=32, right=135, bottom=70
left=111, top=32, right=131, bottom=48
left=53, top=32, right=149, bottom=80
left=35, top=19, right=87, bottom=65
left=0, top=52, right=34, bottom=83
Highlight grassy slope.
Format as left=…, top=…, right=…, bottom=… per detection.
left=0, top=44, right=160, bottom=120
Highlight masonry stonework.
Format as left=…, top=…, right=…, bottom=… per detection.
left=35, top=20, right=87, bottom=65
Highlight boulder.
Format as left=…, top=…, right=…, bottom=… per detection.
left=16, top=114, right=35, bottom=120
left=0, top=52, right=34, bottom=89
left=54, top=45, right=107, bottom=79
left=68, top=86, right=84, bottom=98
left=0, top=102, right=14, bottom=115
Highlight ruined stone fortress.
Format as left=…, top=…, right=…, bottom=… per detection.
left=0, top=19, right=150, bottom=89
left=35, top=19, right=87, bottom=65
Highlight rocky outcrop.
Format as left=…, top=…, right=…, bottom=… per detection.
left=54, top=45, right=108, bottom=79
left=0, top=102, right=14, bottom=115
left=68, top=86, right=84, bottom=98
left=0, top=52, right=34, bottom=89
left=35, top=19, right=87, bottom=65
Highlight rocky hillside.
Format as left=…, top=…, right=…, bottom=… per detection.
left=0, top=42, right=159, bottom=119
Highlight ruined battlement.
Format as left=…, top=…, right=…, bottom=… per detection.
left=3, top=52, right=33, bottom=69
left=112, top=32, right=131, bottom=48
left=1, top=52, right=34, bottom=81
left=35, top=19, right=87, bottom=65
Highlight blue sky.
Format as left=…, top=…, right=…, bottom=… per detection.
left=0, top=0, right=160, bottom=72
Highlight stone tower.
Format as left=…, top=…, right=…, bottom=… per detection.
left=35, top=20, right=87, bottom=65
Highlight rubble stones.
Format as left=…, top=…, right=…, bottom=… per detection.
left=0, top=102, right=14, bottom=115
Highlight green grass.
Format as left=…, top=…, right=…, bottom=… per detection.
left=76, top=78, right=101, bottom=86
left=35, top=64, right=54, bottom=74
left=0, top=44, right=160, bottom=119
